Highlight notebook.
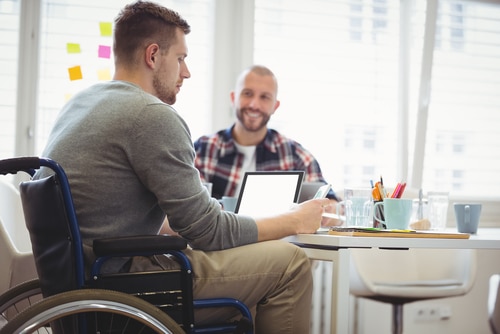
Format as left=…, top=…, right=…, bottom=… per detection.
left=234, top=171, right=305, bottom=217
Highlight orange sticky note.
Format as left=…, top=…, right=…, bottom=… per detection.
left=97, top=68, right=111, bottom=81
left=99, top=22, right=112, bottom=37
left=68, top=66, right=83, bottom=81
left=67, top=43, right=81, bottom=54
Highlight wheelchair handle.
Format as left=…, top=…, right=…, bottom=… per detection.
left=0, top=157, right=41, bottom=176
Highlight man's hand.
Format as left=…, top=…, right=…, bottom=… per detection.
left=320, top=199, right=344, bottom=227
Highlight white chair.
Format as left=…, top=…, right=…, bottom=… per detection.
left=350, top=248, right=476, bottom=334
left=489, top=274, right=500, bottom=334
left=0, top=179, right=37, bottom=294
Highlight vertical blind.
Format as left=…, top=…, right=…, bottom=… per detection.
left=253, top=0, right=500, bottom=199
left=254, top=0, right=401, bottom=190
left=420, top=0, right=500, bottom=198
left=0, top=0, right=19, bottom=159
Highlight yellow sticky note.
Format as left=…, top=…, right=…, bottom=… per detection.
left=97, top=68, right=111, bottom=81
left=68, top=66, right=83, bottom=81
left=99, top=22, right=112, bottom=37
left=67, top=43, right=81, bottom=54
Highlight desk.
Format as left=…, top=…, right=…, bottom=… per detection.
left=284, top=228, right=500, bottom=334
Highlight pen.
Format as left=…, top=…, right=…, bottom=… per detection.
left=377, top=182, right=386, bottom=199
left=397, top=183, right=407, bottom=198
left=391, top=182, right=402, bottom=198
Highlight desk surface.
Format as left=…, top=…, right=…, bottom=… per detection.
left=284, top=228, right=500, bottom=250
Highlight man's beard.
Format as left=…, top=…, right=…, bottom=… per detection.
left=236, top=107, right=270, bottom=132
left=153, top=74, right=176, bottom=105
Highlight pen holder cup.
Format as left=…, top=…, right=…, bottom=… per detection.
left=373, top=201, right=385, bottom=228
left=373, top=198, right=412, bottom=230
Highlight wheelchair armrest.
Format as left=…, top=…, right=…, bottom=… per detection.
left=93, top=235, right=187, bottom=257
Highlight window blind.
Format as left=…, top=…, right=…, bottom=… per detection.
left=254, top=0, right=400, bottom=189
left=0, top=0, right=19, bottom=159
left=254, top=0, right=500, bottom=199
left=420, top=0, right=500, bottom=198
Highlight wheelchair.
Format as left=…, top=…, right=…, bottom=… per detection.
left=0, top=157, right=253, bottom=334
left=0, top=279, right=41, bottom=327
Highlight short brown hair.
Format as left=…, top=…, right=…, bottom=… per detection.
left=114, top=1, right=191, bottom=67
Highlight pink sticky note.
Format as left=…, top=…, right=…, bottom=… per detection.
left=98, top=45, right=111, bottom=59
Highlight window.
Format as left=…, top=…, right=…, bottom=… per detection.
left=35, top=0, right=214, bottom=154
left=0, top=0, right=20, bottom=159
left=420, top=0, right=500, bottom=198
left=254, top=0, right=400, bottom=189
left=254, top=0, right=500, bottom=203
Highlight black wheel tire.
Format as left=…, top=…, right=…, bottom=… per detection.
left=0, top=288, right=185, bottom=334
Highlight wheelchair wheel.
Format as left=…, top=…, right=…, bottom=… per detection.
left=0, top=279, right=42, bottom=325
left=0, top=289, right=185, bottom=334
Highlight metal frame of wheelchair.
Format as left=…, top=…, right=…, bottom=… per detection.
left=0, top=157, right=253, bottom=334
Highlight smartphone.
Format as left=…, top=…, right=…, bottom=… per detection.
left=313, top=184, right=332, bottom=199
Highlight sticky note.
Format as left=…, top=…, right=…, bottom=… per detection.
left=99, top=22, right=112, bottom=36
left=68, top=66, right=83, bottom=81
left=67, top=43, right=81, bottom=54
left=97, top=68, right=111, bottom=81
left=98, top=45, right=111, bottom=59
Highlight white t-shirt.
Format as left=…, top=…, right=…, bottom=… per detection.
left=233, top=142, right=257, bottom=196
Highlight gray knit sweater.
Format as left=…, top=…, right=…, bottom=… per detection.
left=36, top=81, right=257, bottom=272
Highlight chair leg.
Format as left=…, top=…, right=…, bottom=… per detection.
left=392, top=304, right=404, bottom=334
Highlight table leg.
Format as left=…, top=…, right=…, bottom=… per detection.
left=330, top=248, right=351, bottom=334
left=301, top=247, right=352, bottom=334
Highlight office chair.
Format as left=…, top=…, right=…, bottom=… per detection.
left=0, top=179, right=41, bottom=327
left=0, top=157, right=253, bottom=334
left=349, top=247, right=476, bottom=334
left=489, top=274, right=500, bottom=334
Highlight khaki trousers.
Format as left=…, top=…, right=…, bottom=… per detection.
left=131, top=240, right=313, bottom=333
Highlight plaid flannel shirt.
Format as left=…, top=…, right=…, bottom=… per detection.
left=194, top=125, right=338, bottom=201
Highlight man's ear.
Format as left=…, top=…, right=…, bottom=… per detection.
left=272, top=100, right=280, bottom=114
left=145, top=43, right=160, bottom=69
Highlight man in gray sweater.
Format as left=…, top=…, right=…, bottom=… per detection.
left=37, top=1, right=332, bottom=332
